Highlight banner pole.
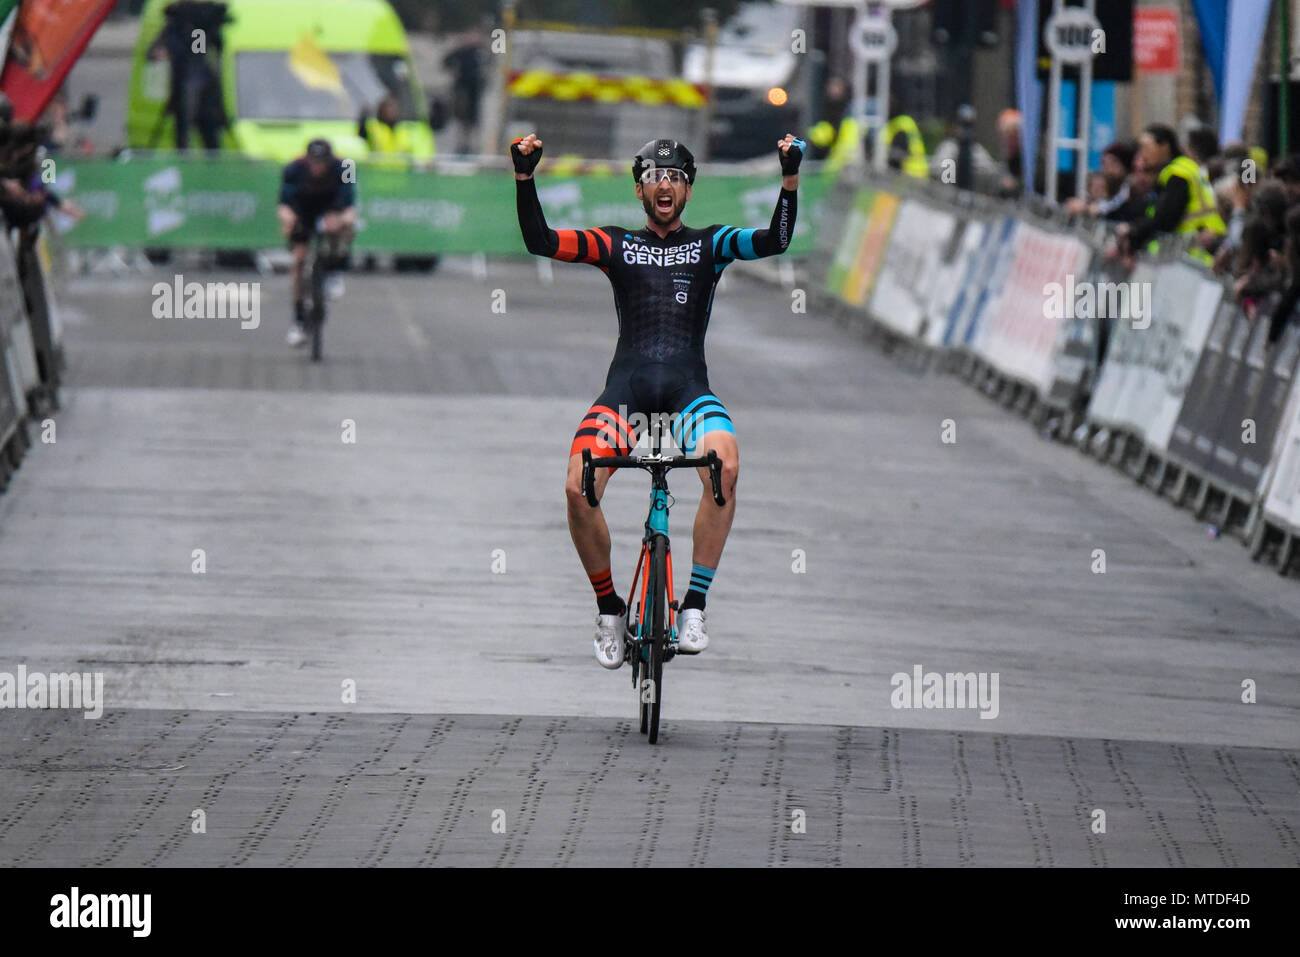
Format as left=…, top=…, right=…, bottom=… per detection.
left=1282, top=0, right=1291, bottom=159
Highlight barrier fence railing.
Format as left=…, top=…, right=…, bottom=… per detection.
left=810, top=167, right=1300, bottom=576
left=0, top=223, right=63, bottom=492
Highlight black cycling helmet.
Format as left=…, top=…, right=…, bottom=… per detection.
left=633, top=139, right=696, bottom=185
left=306, top=138, right=333, bottom=159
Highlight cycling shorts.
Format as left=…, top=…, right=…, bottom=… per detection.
left=570, top=358, right=734, bottom=461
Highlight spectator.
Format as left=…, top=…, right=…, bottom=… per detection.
left=358, top=94, right=413, bottom=162
left=147, top=3, right=228, bottom=151
left=1066, top=141, right=1134, bottom=219
left=1234, top=217, right=1285, bottom=319
left=1117, top=124, right=1225, bottom=264
left=930, top=118, right=1000, bottom=189
left=1267, top=206, right=1300, bottom=342
left=1248, top=179, right=1288, bottom=242
left=1271, top=155, right=1300, bottom=204
left=808, top=76, right=850, bottom=162
left=997, top=108, right=1023, bottom=197
left=43, top=90, right=71, bottom=154
left=0, top=122, right=80, bottom=230
left=1118, top=152, right=1157, bottom=222
left=1214, top=170, right=1281, bottom=275
left=1186, top=126, right=1220, bottom=177
left=443, top=29, right=484, bottom=155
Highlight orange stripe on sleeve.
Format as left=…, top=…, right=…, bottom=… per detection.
left=556, top=230, right=580, bottom=261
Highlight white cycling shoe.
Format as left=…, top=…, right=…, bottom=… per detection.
left=594, top=614, right=625, bottom=669
left=286, top=323, right=308, bottom=347
left=677, top=608, right=709, bottom=654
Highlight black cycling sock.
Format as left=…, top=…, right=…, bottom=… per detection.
left=680, top=589, right=706, bottom=612
left=597, top=592, right=626, bottom=617
left=294, top=300, right=306, bottom=324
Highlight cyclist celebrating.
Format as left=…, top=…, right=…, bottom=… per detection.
left=511, top=130, right=803, bottom=668
left=276, top=138, right=356, bottom=347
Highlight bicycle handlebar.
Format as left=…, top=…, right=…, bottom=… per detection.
left=581, top=448, right=726, bottom=508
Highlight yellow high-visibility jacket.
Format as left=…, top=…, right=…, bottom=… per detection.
left=880, top=114, right=928, bottom=179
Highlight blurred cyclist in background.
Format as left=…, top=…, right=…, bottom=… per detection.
left=276, top=138, right=356, bottom=347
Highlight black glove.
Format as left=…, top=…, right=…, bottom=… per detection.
left=779, top=138, right=806, bottom=176
left=510, top=139, right=542, bottom=175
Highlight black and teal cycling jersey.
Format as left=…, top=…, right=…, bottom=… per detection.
left=514, top=177, right=797, bottom=458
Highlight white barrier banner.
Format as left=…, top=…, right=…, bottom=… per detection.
left=1145, top=266, right=1225, bottom=453
left=1262, top=374, right=1300, bottom=525
left=869, top=200, right=956, bottom=340
left=973, top=221, right=1092, bottom=394
left=941, top=219, right=997, bottom=347
left=921, top=216, right=977, bottom=349
left=965, top=217, right=1020, bottom=353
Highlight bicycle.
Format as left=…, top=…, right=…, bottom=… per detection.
left=301, top=226, right=329, bottom=362
left=292, top=215, right=343, bottom=362
left=581, top=413, right=726, bottom=744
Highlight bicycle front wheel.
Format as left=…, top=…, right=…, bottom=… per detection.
left=646, top=534, right=667, bottom=744
left=310, top=248, right=326, bottom=362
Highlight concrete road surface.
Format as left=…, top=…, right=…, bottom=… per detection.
left=1, top=257, right=1297, bottom=866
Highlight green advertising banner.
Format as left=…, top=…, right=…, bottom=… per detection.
left=55, top=156, right=832, bottom=256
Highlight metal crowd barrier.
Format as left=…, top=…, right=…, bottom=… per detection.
left=0, top=225, right=64, bottom=494
left=808, top=167, right=1300, bottom=576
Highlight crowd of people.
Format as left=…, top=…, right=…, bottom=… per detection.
left=1066, top=121, right=1292, bottom=342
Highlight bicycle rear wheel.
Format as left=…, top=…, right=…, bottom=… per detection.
left=646, top=534, right=667, bottom=744
left=634, top=599, right=647, bottom=735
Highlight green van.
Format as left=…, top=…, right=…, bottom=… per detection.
left=125, top=0, right=435, bottom=163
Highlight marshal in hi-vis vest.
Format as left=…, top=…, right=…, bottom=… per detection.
left=1157, top=154, right=1224, bottom=265
left=880, top=115, right=928, bottom=179
left=363, top=117, right=421, bottom=167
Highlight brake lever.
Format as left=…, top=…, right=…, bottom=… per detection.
left=707, top=450, right=726, bottom=506
left=581, top=448, right=599, bottom=507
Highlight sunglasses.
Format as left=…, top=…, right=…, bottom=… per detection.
left=639, top=167, right=688, bottom=185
